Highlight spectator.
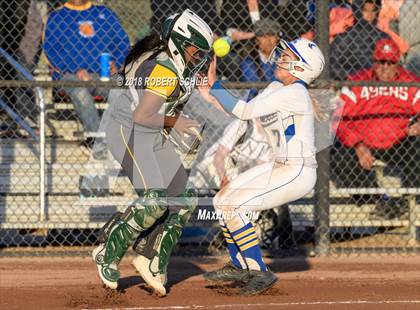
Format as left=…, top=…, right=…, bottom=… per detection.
left=331, top=38, right=420, bottom=219
left=240, top=18, right=281, bottom=99
left=278, top=0, right=314, bottom=41
left=220, top=0, right=285, bottom=39
left=331, top=0, right=389, bottom=80
left=377, top=0, right=409, bottom=54
left=329, top=1, right=354, bottom=42
left=214, top=1, right=298, bottom=80
left=151, top=0, right=268, bottom=38
left=302, top=0, right=354, bottom=42
left=220, top=0, right=256, bottom=33
left=43, top=0, right=130, bottom=150
left=399, top=0, right=420, bottom=76
left=217, top=0, right=260, bottom=81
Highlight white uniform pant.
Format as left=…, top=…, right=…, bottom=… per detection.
left=213, top=161, right=316, bottom=226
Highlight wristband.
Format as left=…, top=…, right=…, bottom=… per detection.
left=250, top=10, right=260, bottom=24
left=226, top=28, right=238, bottom=41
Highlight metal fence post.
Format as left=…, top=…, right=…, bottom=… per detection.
left=36, top=87, right=46, bottom=222
left=314, top=0, right=331, bottom=255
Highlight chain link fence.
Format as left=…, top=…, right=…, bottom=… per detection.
left=0, top=0, right=419, bottom=256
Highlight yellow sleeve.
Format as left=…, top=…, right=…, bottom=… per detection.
left=145, top=64, right=179, bottom=98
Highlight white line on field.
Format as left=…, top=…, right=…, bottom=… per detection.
left=85, top=300, right=420, bottom=310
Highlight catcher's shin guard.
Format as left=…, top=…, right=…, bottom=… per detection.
left=92, top=189, right=167, bottom=289
left=97, top=211, right=123, bottom=243
left=132, top=188, right=198, bottom=295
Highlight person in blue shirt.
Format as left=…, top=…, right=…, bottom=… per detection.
left=43, top=0, right=130, bottom=149
left=240, top=18, right=281, bottom=99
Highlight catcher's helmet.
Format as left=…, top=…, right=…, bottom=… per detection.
left=160, top=9, right=213, bottom=84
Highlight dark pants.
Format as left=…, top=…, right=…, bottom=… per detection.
left=331, top=137, right=420, bottom=188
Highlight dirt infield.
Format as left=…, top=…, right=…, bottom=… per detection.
left=0, top=254, right=419, bottom=310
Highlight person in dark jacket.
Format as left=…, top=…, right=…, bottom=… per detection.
left=240, top=19, right=280, bottom=99
left=330, top=0, right=389, bottom=80
left=278, top=0, right=313, bottom=41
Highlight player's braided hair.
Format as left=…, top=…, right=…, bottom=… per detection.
left=122, top=33, right=165, bottom=79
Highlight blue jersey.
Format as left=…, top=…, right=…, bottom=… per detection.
left=43, top=2, right=130, bottom=77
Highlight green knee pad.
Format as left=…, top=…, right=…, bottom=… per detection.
left=102, top=189, right=167, bottom=265
left=136, top=188, right=198, bottom=275
left=127, top=190, right=168, bottom=231
left=177, top=188, right=198, bottom=224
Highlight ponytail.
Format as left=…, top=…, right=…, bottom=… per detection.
left=123, top=33, right=165, bottom=76
left=309, top=92, right=330, bottom=122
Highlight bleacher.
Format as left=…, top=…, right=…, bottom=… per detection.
left=1, top=106, right=419, bottom=241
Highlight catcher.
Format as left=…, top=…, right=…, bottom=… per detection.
left=92, top=9, right=213, bottom=296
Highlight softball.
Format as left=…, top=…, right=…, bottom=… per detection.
left=213, top=37, right=231, bottom=58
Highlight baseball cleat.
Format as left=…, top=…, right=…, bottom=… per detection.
left=203, top=262, right=249, bottom=282
left=132, top=255, right=167, bottom=297
left=239, top=269, right=277, bottom=296
left=92, top=244, right=120, bottom=290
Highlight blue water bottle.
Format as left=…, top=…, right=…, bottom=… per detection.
left=100, top=53, right=111, bottom=81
